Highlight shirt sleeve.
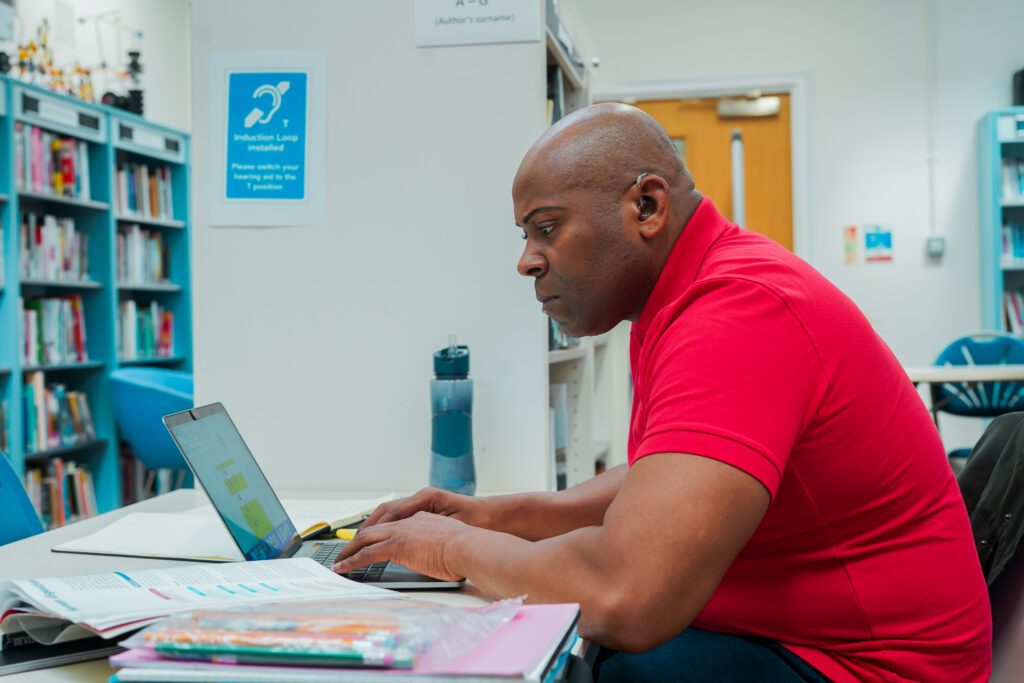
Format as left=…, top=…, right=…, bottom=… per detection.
left=632, top=276, right=826, bottom=497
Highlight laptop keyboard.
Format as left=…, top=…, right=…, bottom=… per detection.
left=310, top=542, right=389, bottom=583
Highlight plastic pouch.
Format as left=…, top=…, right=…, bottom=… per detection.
left=122, top=596, right=522, bottom=670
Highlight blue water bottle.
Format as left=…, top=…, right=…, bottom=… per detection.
left=430, top=337, right=476, bottom=495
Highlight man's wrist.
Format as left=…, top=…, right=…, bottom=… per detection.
left=445, top=524, right=485, bottom=579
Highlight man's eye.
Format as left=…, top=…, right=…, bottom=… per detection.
left=520, top=230, right=528, bottom=241
left=537, top=224, right=556, bottom=236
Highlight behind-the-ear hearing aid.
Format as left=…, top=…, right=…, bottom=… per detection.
left=636, top=172, right=654, bottom=221
left=638, top=196, right=654, bottom=221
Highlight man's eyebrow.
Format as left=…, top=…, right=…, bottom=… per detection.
left=518, top=205, right=564, bottom=227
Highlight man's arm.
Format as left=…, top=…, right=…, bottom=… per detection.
left=483, top=464, right=627, bottom=540
left=335, top=454, right=769, bottom=652
left=361, top=464, right=627, bottom=541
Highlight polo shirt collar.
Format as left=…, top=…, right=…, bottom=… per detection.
left=632, top=197, right=731, bottom=346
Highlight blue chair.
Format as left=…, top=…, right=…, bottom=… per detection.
left=932, top=333, right=1024, bottom=459
left=933, top=333, right=1024, bottom=417
left=110, top=368, right=193, bottom=473
left=0, top=452, right=44, bottom=545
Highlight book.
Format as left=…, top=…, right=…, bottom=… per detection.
left=109, top=604, right=580, bottom=683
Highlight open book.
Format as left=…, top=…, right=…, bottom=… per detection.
left=0, top=558, right=395, bottom=665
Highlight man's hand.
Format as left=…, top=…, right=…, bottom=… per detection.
left=333, top=511, right=476, bottom=582
left=361, top=487, right=492, bottom=531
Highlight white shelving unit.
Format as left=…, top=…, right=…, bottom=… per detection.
left=543, top=4, right=631, bottom=491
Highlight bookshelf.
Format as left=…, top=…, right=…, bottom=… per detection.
left=544, top=4, right=631, bottom=490
left=981, top=109, right=1024, bottom=333
left=0, top=77, right=192, bottom=525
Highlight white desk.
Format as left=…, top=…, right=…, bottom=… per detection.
left=905, top=364, right=1024, bottom=385
left=0, top=489, right=490, bottom=682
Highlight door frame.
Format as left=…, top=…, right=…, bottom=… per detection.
left=592, top=73, right=812, bottom=259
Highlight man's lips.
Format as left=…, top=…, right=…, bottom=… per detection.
left=537, top=294, right=559, bottom=314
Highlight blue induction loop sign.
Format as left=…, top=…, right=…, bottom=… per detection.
left=226, top=72, right=308, bottom=200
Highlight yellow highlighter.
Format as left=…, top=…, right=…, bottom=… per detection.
left=335, top=528, right=358, bottom=541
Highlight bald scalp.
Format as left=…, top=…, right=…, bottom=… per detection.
left=516, top=103, right=695, bottom=204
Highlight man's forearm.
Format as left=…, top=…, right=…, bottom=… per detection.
left=483, top=464, right=627, bottom=541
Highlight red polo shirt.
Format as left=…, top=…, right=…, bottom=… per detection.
left=629, top=198, right=991, bottom=682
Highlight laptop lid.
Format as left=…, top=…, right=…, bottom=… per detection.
left=163, top=403, right=303, bottom=561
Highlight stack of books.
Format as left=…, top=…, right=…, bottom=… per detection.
left=115, top=163, right=174, bottom=220
left=20, top=213, right=90, bottom=282
left=118, top=300, right=174, bottom=361
left=21, top=371, right=96, bottom=454
left=20, top=295, right=89, bottom=366
left=14, top=122, right=92, bottom=199
left=24, top=458, right=98, bottom=529
left=117, top=224, right=169, bottom=285
left=109, top=602, right=580, bottom=683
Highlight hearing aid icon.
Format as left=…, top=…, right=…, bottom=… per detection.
left=243, top=80, right=291, bottom=128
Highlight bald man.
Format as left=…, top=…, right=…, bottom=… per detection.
left=336, top=104, right=991, bottom=682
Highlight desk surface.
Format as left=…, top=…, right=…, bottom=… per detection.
left=0, top=489, right=490, bottom=682
left=905, top=364, right=1024, bottom=384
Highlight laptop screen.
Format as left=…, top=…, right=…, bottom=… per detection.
left=165, top=406, right=299, bottom=561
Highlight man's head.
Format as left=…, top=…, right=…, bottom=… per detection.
left=513, top=103, right=701, bottom=337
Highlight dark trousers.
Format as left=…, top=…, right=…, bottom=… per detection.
left=593, top=628, right=830, bottom=683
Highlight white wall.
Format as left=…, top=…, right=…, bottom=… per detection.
left=577, top=0, right=1024, bottom=451
left=190, top=1, right=550, bottom=493
left=11, top=0, right=189, bottom=130
left=577, top=0, right=1024, bottom=367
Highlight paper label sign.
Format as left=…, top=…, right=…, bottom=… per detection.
left=863, top=225, right=894, bottom=263
left=225, top=72, right=308, bottom=200
left=415, top=0, right=542, bottom=47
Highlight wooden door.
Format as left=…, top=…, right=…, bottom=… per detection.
left=636, top=95, right=793, bottom=250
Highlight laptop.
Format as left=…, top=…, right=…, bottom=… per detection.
left=162, top=402, right=462, bottom=590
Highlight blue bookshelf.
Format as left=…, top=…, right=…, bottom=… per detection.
left=980, top=109, right=1024, bottom=333
left=0, top=77, right=192, bottom=519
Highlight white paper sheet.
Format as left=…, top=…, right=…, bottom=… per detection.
left=52, top=495, right=397, bottom=562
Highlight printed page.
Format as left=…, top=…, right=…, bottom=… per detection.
left=10, top=559, right=396, bottom=635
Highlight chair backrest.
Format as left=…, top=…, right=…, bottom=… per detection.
left=0, top=453, right=43, bottom=545
left=110, top=368, right=193, bottom=470
left=934, top=333, right=1024, bottom=417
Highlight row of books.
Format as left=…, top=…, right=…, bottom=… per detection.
left=20, top=295, right=89, bottom=366
left=24, top=458, right=98, bottom=529
left=1004, top=289, right=1024, bottom=335
left=118, top=300, right=174, bottom=361
left=20, top=212, right=90, bottom=282
left=115, top=162, right=175, bottom=220
left=1003, top=158, right=1024, bottom=203
left=14, top=122, right=93, bottom=199
left=119, top=444, right=181, bottom=506
left=118, top=224, right=171, bottom=285
left=22, top=371, right=97, bottom=455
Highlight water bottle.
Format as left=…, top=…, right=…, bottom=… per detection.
left=430, top=336, right=476, bottom=495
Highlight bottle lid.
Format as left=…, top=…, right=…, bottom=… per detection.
left=434, top=338, right=470, bottom=378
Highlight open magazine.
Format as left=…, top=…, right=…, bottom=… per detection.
left=0, top=558, right=395, bottom=651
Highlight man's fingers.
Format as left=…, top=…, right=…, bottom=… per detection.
left=333, top=540, right=393, bottom=574
left=336, top=521, right=394, bottom=560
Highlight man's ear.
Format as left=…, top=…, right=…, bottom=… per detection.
left=633, top=173, right=670, bottom=240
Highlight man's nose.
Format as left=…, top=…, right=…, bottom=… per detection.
left=517, top=244, right=547, bottom=278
